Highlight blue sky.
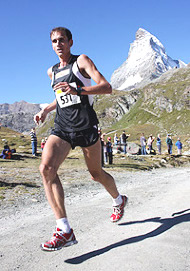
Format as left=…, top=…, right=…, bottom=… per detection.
left=1, top=0, right=190, bottom=104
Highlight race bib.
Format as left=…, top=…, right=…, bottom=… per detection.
left=55, top=82, right=81, bottom=108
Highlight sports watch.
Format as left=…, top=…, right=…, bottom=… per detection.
left=76, top=86, right=83, bottom=96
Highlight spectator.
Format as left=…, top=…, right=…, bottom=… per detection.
left=106, top=137, right=113, bottom=164
left=156, top=134, right=162, bottom=155
left=0, top=144, right=12, bottom=159
left=30, top=128, right=37, bottom=156
left=147, top=134, right=155, bottom=151
left=175, top=138, right=182, bottom=155
left=120, top=131, right=130, bottom=154
left=114, top=133, right=119, bottom=145
left=166, top=134, right=173, bottom=154
left=101, top=133, right=108, bottom=165
left=41, top=139, right=46, bottom=151
left=140, top=133, right=146, bottom=155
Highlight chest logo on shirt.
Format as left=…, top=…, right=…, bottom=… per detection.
left=55, top=69, right=70, bottom=80
left=55, top=82, right=81, bottom=108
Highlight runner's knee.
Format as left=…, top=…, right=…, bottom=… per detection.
left=39, top=163, right=57, bottom=180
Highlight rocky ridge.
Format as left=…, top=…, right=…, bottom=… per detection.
left=94, top=89, right=140, bottom=128
left=0, top=101, right=43, bottom=133
left=111, top=28, right=186, bottom=91
left=95, top=65, right=190, bottom=134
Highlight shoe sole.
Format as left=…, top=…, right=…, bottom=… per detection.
left=40, top=239, right=78, bottom=251
left=110, top=196, right=128, bottom=223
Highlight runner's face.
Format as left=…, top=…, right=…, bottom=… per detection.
left=51, top=31, right=73, bottom=58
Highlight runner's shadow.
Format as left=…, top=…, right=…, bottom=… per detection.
left=65, top=210, right=190, bottom=265
left=0, top=180, right=40, bottom=188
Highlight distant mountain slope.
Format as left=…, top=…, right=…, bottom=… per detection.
left=0, top=101, right=42, bottom=133
left=0, top=100, right=41, bottom=115
left=111, top=28, right=186, bottom=91
left=95, top=65, right=190, bottom=135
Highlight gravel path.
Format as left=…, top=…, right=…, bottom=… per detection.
left=0, top=167, right=190, bottom=271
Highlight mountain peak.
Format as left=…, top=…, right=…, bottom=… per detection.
left=111, top=28, right=186, bottom=91
left=136, top=28, right=150, bottom=39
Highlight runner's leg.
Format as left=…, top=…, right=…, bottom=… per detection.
left=39, top=135, right=71, bottom=219
left=82, top=139, right=119, bottom=198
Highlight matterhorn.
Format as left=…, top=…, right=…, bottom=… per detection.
left=111, top=28, right=186, bottom=91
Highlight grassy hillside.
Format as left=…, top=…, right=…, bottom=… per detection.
left=35, top=111, right=55, bottom=137
left=95, top=66, right=190, bottom=152
left=0, top=127, right=31, bottom=152
left=0, top=126, right=45, bottom=154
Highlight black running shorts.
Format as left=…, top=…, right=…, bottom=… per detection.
left=51, top=126, right=99, bottom=149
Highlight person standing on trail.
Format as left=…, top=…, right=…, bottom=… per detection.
left=41, top=139, right=45, bottom=151
left=166, top=134, right=173, bottom=154
left=147, top=134, right=155, bottom=151
left=114, top=133, right=119, bottom=145
left=34, top=27, right=127, bottom=251
left=106, top=137, right=113, bottom=164
left=30, top=128, right=37, bottom=156
left=101, top=133, right=108, bottom=165
left=140, top=133, right=146, bottom=155
left=175, top=138, right=182, bottom=155
left=156, top=134, right=162, bottom=155
left=121, top=131, right=130, bottom=154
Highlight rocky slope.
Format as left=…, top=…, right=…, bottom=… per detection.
left=94, top=89, right=140, bottom=128
left=95, top=65, right=190, bottom=136
left=0, top=101, right=43, bottom=133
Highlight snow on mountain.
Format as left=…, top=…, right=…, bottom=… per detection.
left=40, top=103, right=49, bottom=110
left=111, top=28, right=187, bottom=91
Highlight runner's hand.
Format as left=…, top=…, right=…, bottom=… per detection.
left=53, top=82, right=77, bottom=95
left=34, top=110, right=48, bottom=125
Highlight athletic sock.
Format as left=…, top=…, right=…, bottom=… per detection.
left=112, top=194, right=122, bottom=206
left=56, top=217, right=71, bottom=233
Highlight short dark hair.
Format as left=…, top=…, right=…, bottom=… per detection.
left=50, top=27, right=72, bottom=41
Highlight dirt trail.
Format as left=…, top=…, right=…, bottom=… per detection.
left=0, top=167, right=190, bottom=271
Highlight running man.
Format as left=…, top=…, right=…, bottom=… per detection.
left=34, top=27, right=127, bottom=251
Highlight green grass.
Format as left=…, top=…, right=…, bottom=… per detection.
left=0, top=187, right=8, bottom=191
left=0, top=126, right=31, bottom=152
left=36, top=112, right=55, bottom=137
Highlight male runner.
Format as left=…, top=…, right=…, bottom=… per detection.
left=34, top=27, right=127, bottom=251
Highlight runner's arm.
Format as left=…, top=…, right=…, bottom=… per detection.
left=34, top=99, right=56, bottom=124
left=53, top=55, right=112, bottom=95
left=77, top=54, right=112, bottom=95
left=34, top=67, right=56, bottom=124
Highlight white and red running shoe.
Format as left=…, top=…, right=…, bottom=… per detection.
left=41, top=228, right=78, bottom=251
left=110, top=195, right=128, bottom=222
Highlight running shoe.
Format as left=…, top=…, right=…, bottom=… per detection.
left=41, top=228, right=78, bottom=251
left=110, top=195, right=128, bottom=222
